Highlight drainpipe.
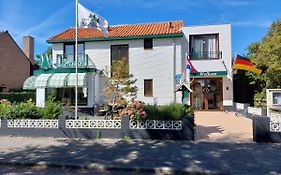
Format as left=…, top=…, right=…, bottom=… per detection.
left=173, top=40, right=176, bottom=103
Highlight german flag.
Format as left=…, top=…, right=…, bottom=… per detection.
left=233, top=54, right=262, bottom=74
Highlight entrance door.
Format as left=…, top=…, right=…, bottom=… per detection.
left=191, top=78, right=223, bottom=110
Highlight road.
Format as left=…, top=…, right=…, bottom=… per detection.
left=0, top=164, right=150, bottom=175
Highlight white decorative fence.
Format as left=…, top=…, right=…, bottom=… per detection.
left=248, top=107, right=262, bottom=116
left=236, top=103, right=245, bottom=110
left=129, top=120, right=182, bottom=130
left=66, top=120, right=121, bottom=129
left=8, top=119, right=58, bottom=128
left=270, top=112, right=281, bottom=132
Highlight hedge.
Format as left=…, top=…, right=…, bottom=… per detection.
left=0, top=92, right=36, bottom=103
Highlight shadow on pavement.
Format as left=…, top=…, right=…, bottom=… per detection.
left=0, top=138, right=281, bottom=174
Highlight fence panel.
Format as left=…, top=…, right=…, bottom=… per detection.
left=129, top=120, right=182, bottom=130
left=7, top=119, right=58, bottom=128
left=65, top=120, right=121, bottom=129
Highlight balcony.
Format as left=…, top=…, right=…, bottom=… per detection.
left=55, top=53, right=94, bottom=68
left=189, top=51, right=222, bottom=60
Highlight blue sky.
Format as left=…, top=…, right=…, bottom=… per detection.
left=0, top=0, right=280, bottom=57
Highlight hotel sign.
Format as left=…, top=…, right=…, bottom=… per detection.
left=190, top=71, right=227, bottom=77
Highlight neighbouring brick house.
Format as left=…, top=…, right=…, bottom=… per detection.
left=0, top=31, right=35, bottom=92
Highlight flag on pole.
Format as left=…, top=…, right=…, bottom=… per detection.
left=233, top=54, right=262, bottom=74
left=78, top=3, right=109, bottom=36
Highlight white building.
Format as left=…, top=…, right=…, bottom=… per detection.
left=23, top=21, right=233, bottom=111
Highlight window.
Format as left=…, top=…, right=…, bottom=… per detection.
left=48, top=88, right=87, bottom=106
left=190, top=34, right=219, bottom=60
left=273, top=92, right=281, bottom=105
left=144, top=79, right=153, bottom=97
left=111, top=45, right=129, bottom=77
left=64, top=43, right=85, bottom=55
left=144, top=38, right=153, bottom=49
left=63, top=43, right=85, bottom=63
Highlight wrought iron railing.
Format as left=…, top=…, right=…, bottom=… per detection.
left=189, top=51, right=222, bottom=60
left=55, top=53, right=94, bottom=68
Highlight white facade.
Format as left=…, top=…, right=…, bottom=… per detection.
left=39, top=23, right=233, bottom=109
left=181, top=24, right=233, bottom=108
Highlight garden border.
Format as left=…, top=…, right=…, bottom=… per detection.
left=0, top=115, right=194, bottom=140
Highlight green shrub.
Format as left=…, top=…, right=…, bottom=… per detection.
left=0, top=92, right=36, bottom=103
left=158, top=103, right=185, bottom=120
left=0, top=99, right=12, bottom=117
left=40, top=95, right=63, bottom=119
left=7, top=99, right=42, bottom=119
left=254, top=91, right=266, bottom=107
left=143, top=103, right=194, bottom=120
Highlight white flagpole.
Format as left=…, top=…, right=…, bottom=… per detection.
left=75, top=0, right=78, bottom=119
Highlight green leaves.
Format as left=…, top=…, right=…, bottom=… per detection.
left=247, top=19, right=281, bottom=91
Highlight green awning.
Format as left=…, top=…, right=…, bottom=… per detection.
left=24, top=73, right=88, bottom=89
left=48, top=73, right=69, bottom=88
left=67, top=73, right=87, bottom=87
left=23, top=76, right=37, bottom=90
left=35, top=74, right=53, bottom=88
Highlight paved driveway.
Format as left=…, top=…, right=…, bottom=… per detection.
left=195, top=111, right=253, bottom=142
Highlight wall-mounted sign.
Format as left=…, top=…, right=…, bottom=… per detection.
left=191, top=71, right=227, bottom=77
left=175, top=74, right=181, bottom=85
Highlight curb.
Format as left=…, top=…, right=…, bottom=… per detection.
left=0, top=160, right=223, bottom=175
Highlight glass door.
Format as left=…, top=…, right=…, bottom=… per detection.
left=191, top=78, right=223, bottom=110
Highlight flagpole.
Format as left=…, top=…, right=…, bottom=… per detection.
left=75, top=0, right=78, bottom=120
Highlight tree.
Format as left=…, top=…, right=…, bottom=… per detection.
left=102, top=58, right=138, bottom=105
left=247, top=19, right=281, bottom=89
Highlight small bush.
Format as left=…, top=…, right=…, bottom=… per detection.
left=40, top=95, right=63, bottom=119
left=0, top=99, right=12, bottom=117
left=254, top=91, right=266, bottom=107
left=143, top=103, right=194, bottom=120
left=7, top=99, right=42, bottom=119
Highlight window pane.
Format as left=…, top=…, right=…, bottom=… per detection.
left=273, top=93, right=281, bottom=105
left=144, top=79, right=153, bottom=97
left=205, top=35, right=217, bottom=58
left=77, top=43, right=85, bottom=54
left=111, top=45, right=120, bottom=61
left=144, top=39, right=153, bottom=49
left=65, top=45, right=74, bottom=54
left=120, top=45, right=129, bottom=62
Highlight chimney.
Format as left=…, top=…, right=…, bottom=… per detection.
left=23, top=35, right=35, bottom=64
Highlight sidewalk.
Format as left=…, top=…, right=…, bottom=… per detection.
left=0, top=136, right=281, bottom=174
left=195, top=111, right=253, bottom=142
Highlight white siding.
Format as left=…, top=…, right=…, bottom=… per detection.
left=52, top=43, right=63, bottom=65
left=84, top=38, right=181, bottom=105
left=181, top=24, right=233, bottom=106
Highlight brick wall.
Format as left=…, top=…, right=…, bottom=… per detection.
left=0, top=32, right=31, bottom=91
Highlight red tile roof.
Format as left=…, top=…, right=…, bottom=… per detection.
left=48, top=20, right=184, bottom=42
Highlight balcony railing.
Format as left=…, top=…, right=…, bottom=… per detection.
left=55, top=53, right=94, bottom=68
left=189, top=51, right=222, bottom=60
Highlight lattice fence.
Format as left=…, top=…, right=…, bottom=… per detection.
left=130, top=120, right=182, bottom=130
left=236, top=103, right=245, bottom=110
left=66, top=120, right=121, bottom=129
left=248, top=107, right=262, bottom=116
left=270, top=112, right=281, bottom=132
left=8, top=119, right=58, bottom=128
